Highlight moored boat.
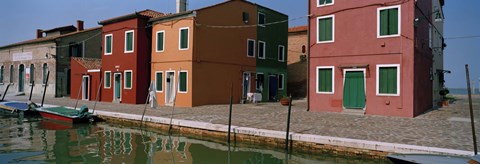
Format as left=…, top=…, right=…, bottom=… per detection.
left=37, top=105, right=95, bottom=124
left=0, top=101, right=39, bottom=115
left=387, top=153, right=471, bottom=164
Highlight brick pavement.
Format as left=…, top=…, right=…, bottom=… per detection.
left=8, top=94, right=480, bottom=152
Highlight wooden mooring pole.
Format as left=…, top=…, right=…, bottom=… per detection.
left=227, top=83, right=233, bottom=144
left=28, top=81, right=34, bottom=101
left=285, top=95, right=293, bottom=152
left=74, top=75, right=83, bottom=110
left=92, top=77, right=103, bottom=115
left=40, top=71, right=50, bottom=107
left=141, top=81, right=153, bottom=126
left=465, top=64, right=478, bottom=155
left=2, top=84, right=11, bottom=101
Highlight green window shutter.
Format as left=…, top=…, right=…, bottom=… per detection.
left=179, top=72, right=187, bottom=92
left=318, top=68, right=332, bottom=92
left=319, top=0, right=326, bottom=5
left=156, top=72, right=162, bottom=91
left=106, top=36, right=112, bottom=53
left=389, top=8, right=399, bottom=35
left=379, top=67, right=397, bottom=94
left=157, top=32, right=164, bottom=51
left=318, top=18, right=332, bottom=42
left=180, top=29, right=188, bottom=49
left=318, top=19, right=325, bottom=41
left=105, top=72, right=111, bottom=88
left=126, top=72, right=132, bottom=88
left=380, top=10, right=389, bottom=36
left=326, top=0, right=332, bottom=3
left=126, top=32, right=133, bottom=51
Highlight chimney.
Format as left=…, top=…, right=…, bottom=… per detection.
left=36, top=29, right=43, bottom=38
left=176, top=0, right=187, bottom=13
left=77, top=20, right=84, bottom=31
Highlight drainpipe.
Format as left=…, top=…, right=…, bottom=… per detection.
left=306, top=0, right=311, bottom=111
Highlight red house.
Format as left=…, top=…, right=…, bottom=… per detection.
left=98, top=10, right=165, bottom=104
left=309, top=0, right=435, bottom=117
left=70, top=57, right=102, bottom=101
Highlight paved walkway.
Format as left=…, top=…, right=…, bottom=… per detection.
left=8, top=94, right=480, bottom=153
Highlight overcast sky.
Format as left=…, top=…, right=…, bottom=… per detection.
left=0, top=0, right=478, bottom=88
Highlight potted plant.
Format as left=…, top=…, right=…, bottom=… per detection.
left=439, top=88, right=450, bottom=107
left=280, top=96, right=290, bottom=106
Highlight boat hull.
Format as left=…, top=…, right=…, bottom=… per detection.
left=39, top=111, right=89, bottom=124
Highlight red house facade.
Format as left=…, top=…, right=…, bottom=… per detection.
left=98, top=10, right=165, bottom=104
left=309, top=0, right=434, bottom=117
left=70, top=57, right=102, bottom=101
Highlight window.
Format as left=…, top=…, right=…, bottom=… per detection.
left=69, top=43, right=83, bottom=57
left=247, top=39, right=255, bottom=57
left=317, top=15, right=334, bottom=43
left=104, top=71, right=111, bottom=88
left=258, top=41, right=266, bottom=59
left=179, top=71, right=187, bottom=93
left=105, top=34, right=113, bottom=55
left=30, top=64, right=34, bottom=83
left=179, top=27, right=189, bottom=50
left=124, top=70, right=132, bottom=89
left=318, top=0, right=334, bottom=7
left=278, top=74, right=284, bottom=90
left=376, top=64, right=400, bottom=96
left=429, top=25, right=432, bottom=48
left=125, top=30, right=134, bottom=53
left=278, top=45, right=285, bottom=62
left=156, top=31, right=165, bottom=52
left=155, top=71, right=163, bottom=92
left=258, top=12, right=266, bottom=27
left=256, top=73, right=264, bottom=92
left=316, top=66, right=334, bottom=94
left=0, top=66, right=3, bottom=84
left=42, top=63, right=48, bottom=84
left=10, top=65, right=14, bottom=83
left=378, top=5, right=401, bottom=38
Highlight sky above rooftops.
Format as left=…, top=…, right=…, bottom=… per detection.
left=0, top=0, right=478, bottom=88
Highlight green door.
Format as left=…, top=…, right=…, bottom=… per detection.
left=114, top=74, right=121, bottom=100
left=343, top=71, right=366, bottom=109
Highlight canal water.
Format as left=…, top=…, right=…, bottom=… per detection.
left=0, top=114, right=389, bottom=163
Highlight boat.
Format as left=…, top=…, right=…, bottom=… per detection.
left=387, top=153, right=472, bottom=164
left=0, top=101, right=39, bottom=115
left=37, top=105, right=95, bottom=124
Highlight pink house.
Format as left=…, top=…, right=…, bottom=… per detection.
left=308, top=0, right=436, bottom=117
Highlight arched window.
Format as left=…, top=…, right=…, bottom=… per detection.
left=10, top=65, right=14, bottom=83
left=0, top=66, right=4, bottom=83
left=42, top=63, right=48, bottom=84
left=30, top=64, right=35, bottom=84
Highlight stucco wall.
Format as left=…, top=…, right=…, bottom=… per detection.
left=287, top=31, right=307, bottom=98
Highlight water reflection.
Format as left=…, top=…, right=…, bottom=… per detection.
left=0, top=115, right=388, bottom=163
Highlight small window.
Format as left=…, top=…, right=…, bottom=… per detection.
left=429, top=25, right=432, bottom=48
left=258, top=41, right=266, bottom=59
left=378, top=5, right=400, bottom=38
left=256, top=73, right=264, bottom=92
left=0, top=66, right=4, bottom=84
left=318, top=0, right=333, bottom=7
left=316, top=66, right=334, bottom=94
left=179, top=71, right=187, bottom=93
left=125, top=30, right=134, bottom=53
left=30, top=64, right=35, bottom=83
left=156, top=31, right=165, bottom=52
left=105, top=34, right=113, bottom=55
left=258, top=12, right=266, bottom=27
left=104, top=71, right=111, bottom=88
left=278, top=45, right=285, bottom=62
left=69, top=43, right=83, bottom=57
left=155, top=72, right=163, bottom=92
left=179, top=27, right=189, bottom=50
left=42, top=64, right=48, bottom=84
left=10, top=65, right=14, bottom=83
left=317, top=15, right=334, bottom=43
left=376, top=65, right=400, bottom=96
left=124, top=70, right=132, bottom=89
left=278, top=74, right=284, bottom=90
left=242, top=12, right=250, bottom=24
left=247, top=39, right=255, bottom=57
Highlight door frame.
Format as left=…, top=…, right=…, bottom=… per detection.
left=267, top=74, right=278, bottom=101
left=113, top=72, right=122, bottom=102
left=342, top=68, right=367, bottom=110
left=82, top=75, right=90, bottom=100
left=242, top=72, right=251, bottom=99
left=18, top=64, right=25, bottom=92
left=165, top=71, right=176, bottom=106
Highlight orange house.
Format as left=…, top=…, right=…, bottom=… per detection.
left=150, top=1, right=260, bottom=107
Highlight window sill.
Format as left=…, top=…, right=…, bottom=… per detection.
left=317, top=40, right=334, bottom=44
left=317, top=3, right=334, bottom=7
left=377, top=34, right=400, bottom=39
left=316, top=92, right=334, bottom=95
left=156, top=91, right=163, bottom=93
left=376, top=93, right=400, bottom=97
left=124, top=51, right=134, bottom=54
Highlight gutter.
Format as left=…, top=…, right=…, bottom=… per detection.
left=306, top=0, right=311, bottom=111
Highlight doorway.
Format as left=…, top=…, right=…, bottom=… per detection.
left=18, top=64, right=25, bottom=92
left=113, top=73, right=122, bottom=102
left=268, top=75, right=278, bottom=101
left=165, top=71, right=175, bottom=106
left=242, top=72, right=251, bottom=100
left=82, top=75, right=90, bottom=100
left=343, top=69, right=366, bottom=109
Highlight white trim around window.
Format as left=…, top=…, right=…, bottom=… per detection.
left=278, top=74, right=285, bottom=90
left=124, top=30, right=134, bottom=53
left=179, top=27, right=189, bottom=50
left=178, top=70, right=188, bottom=93
left=124, top=70, right=133, bottom=89
left=316, top=15, right=335, bottom=44
left=316, top=66, right=335, bottom=94
left=258, top=41, right=266, bottom=59
left=377, top=5, right=401, bottom=38
left=104, top=34, right=113, bottom=55
left=278, top=45, right=285, bottom=62
left=247, top=39, right=255, bottom=58
left=156, top=31, right=165, bottom=52
left=258, top=12, right=266, bottom=27
left=104, top=71, right=111, bottom=89
left=376, top=64, right=400, bottom=96
left=155, top=71, right=163, bottom=92
left=317, top=0, right=334, bottom=7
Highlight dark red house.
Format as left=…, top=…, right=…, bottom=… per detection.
left=308, top=0, right=436, bottom=117
left=70, top=57, right=102, bottom=101
left=98, top=10, right=165, bottom=104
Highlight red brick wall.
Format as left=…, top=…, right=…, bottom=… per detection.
left=288, top=30, right=308, bottom=98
